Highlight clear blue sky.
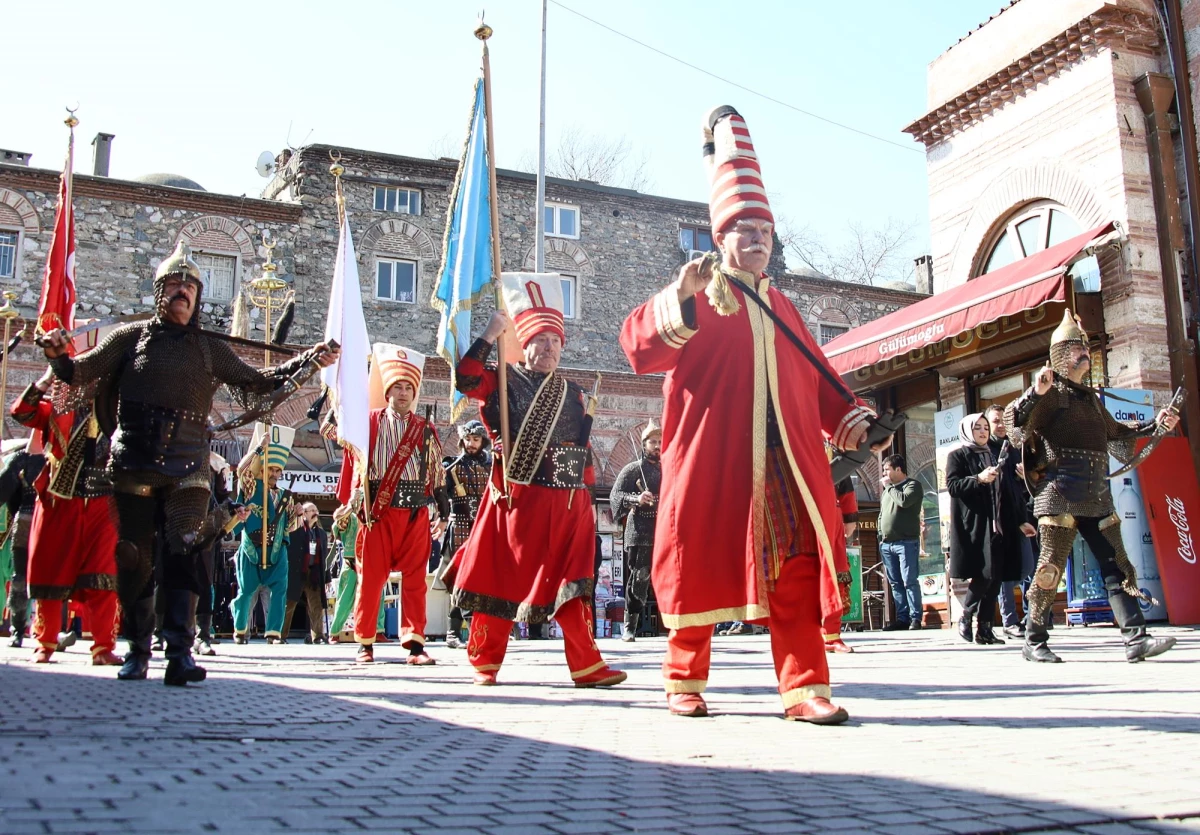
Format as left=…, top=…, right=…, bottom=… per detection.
left=8, top=0, right=1004, bottom=273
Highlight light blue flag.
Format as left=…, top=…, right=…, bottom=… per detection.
left=432, top=78, right=493, bottom=420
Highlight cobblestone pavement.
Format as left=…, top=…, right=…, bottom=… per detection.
left=1, top=624, right=1198, bottom=835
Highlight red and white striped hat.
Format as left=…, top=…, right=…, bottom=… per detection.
left=501, top=272, right=566, bottom=347
left=702, top=105, right=773, bottom=234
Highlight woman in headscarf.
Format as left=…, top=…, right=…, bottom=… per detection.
left=946, top=413, right=1025, bottom=645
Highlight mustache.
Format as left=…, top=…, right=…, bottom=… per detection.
left=1072, top=355, right=1090, bottom=367
left=744, top=244, right=769, bottom=253
left=169, top=292, right=191, bottom=304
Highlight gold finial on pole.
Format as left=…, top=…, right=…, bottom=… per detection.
left=474, top=11, right=493, bottom=41
left=64, top=105, right=79, bottom=130
left=329, top=150, right=347, bottom=228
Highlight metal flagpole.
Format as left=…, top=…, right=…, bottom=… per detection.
left=0, top=293, right=21, bottom=440
left=535, top=0, right=548, bottom=273
left=475, top=16, right=512, bottom=497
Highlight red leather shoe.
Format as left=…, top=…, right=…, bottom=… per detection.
left=825, top=639, right=854, bottom=654
left=92, top=650, right=123, bottom=666
left=473, top=671, right=498, bottom=686
left=374, top=633, right=392, bottom=644
left=784, top=697, right=849, bottom=725
left=356, top=645, right=374, bottom=664
left=573, top=666, right=627, bottom=688
left=666, top=693, right=708, bottom=717
left=406, top=652, right=436, bottom=666
left=32, top=648, right=53, bottom=663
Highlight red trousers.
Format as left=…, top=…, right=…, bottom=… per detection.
left=467, top=597, right=607, bottom=682
left=355, top=505, right=429, bottom=649
left=664, top=554, right=830, bottom=708
left=34, top=595, right=118, bottom=655
left=823, top=609, right=843, bottom=642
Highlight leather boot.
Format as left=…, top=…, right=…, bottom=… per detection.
left=8, top=582, right=28, bottom=648
left=974, top=621, right=1004, bottom=645
left=162, top=590, right=206, bottom=687
left=194, top=613, right=216, bottom=656
left=956, top=611, right=973, bottom=643
left=8, top=609, right=27, bottom=648
left=1108, top=590, right=1176, bottom=662
left=118, top=596, right=155, bottom=680
left=1022, top=615, right=1062, bottom=663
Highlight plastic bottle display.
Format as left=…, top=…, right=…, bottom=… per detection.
left=1117, top=477, right=1167, bottom=620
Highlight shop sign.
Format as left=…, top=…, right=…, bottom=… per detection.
left=279, top=469, right=340, bottom=495
left=1134, top=436, right=1200, bottom=625
left=849, top=303, right=1063, bottom=388
left=841, top=546, right=864, bottom=624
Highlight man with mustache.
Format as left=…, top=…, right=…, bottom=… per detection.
left=437, top=420, right=492, bottom=648
left=609, top=420, right=662, bottom=641
left=621, top=106, right=881, bottom=723
left=1005, top=311, right=1179, bottom=663
left=39, top=241, right=339, bottom=685
left=449, top=273, right=625, bottom=688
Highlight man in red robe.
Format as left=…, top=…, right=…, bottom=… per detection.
left=10, top=368, right=120, bottom=665
left=824, top=476, right=859, bottom=654
left=620, top=106, right=879, bottom=723
left=449, top=272, right=625, bottom=689
left=336, top=344, right=449, bottom=665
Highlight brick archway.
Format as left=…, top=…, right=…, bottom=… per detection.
left=359, top=218, right=437, bottom=261
left=522, top=239, right=595, bottom=276
left=0, top=188, right=40, bottom=234
left=177, top=216, right=256, bottom=258
left=947, top=162, right=1111, bottom=285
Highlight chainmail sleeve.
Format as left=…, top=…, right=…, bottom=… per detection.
left=208, top=337, right=314, bottom=413
left=1102, top=407, right=1156, bottom=466
left=48, top=324, right=141, bottom=388
left=1004, top=385, right=1061, bottom=446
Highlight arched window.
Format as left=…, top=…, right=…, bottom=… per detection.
left=977, top=200, right=1100, bottom=291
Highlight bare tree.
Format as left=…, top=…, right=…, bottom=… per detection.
left=427, top=133, right=460, bottom=161
left=505, top=126, right=650, bottom=191
left=777, top=216, right=916, bottom=287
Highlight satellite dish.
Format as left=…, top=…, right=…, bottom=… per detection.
left=255, top=151, right=275, bottom=178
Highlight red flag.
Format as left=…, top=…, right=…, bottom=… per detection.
left=37, top=152, right=76, bottom=334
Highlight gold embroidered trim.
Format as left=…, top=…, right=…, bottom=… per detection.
left=263, top=630, right=282, bottom=639
left=571, top=661, right=606, bottom=679
left=403, top=632, right=425, bottom=646
left=473, top=663, right=502, bottom=672
left=507, top=373, right=568, bottom=486
left=823, top=634, right=841, bottom=642
left=780, top=684, right=833, bottom=707
left=1098, top=512, right=1121, bottom=531
left=660, top=603, right=770, bottom=630
left=652, top=283, right=698, bottom=348
left=664, top=679, right=708, bottom=694
left=744, top=288, right=770, bottom=597
left=357, top=635, right=376, bottom=646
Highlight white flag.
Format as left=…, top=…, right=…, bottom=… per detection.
left=321, top=213, right=370, bottom=470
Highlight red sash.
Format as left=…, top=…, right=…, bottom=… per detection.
left=370, top=413, right=426, bottom=519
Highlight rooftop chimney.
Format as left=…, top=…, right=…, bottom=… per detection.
left=92, top=132, right=115, bottom=177
left=913, top=255, right=934, bottom=294
left=0, top=149, right=32, bottom=166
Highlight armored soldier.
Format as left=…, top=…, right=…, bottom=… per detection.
left=1005, top=311, right=1179, bottom=664
left=439, top=420, right=492, bottom=648
left=38, top=241, right=338, bottom=685
left=0, top=443, right=43, bottom=648
left=609, top=421, right=662, bottom=642
left=229, top=424, right=294, bottom=645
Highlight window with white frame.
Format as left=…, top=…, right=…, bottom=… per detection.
left=374, top=186, right=422, bottom=215
left=678, top=224, right=713, bottom=254
left=544, top=202, right=579, bottom=239
left=818, top=323, right=848, bottom=346
left=559, top=273, right=578, bottom=320
left=0, top=230, right=17, bottom=280
left=194, top=251, right=236, bottom=302
left=376, top=258, right=417, bottom=303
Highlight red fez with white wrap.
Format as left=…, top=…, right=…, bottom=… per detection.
left=702, top=105, right=773, bottom=234
left=500, top=272, right=566, bottom=347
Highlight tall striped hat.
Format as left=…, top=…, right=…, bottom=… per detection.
left=500, top=272, right=566, bottom=347
left=702, top=105, right=773, bottom=234
left=374, top=343, right=425, bottom=400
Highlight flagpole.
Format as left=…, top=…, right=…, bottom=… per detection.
left=475, top=17, right=511, bottom=494
left=63, top=108, right=77, bottom=270
left=329, top=152, right=372, bottom=528
left=535, top=0, right=547, bottom=273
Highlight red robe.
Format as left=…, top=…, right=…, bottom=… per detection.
left=620, top=274, right=872, bottom=629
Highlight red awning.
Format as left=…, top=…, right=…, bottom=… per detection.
left=822, top=222, right=1115, bottom=376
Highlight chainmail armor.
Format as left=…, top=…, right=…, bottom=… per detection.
left=609, top=456, right=661, bottom=547
left=445, top=451, right=491, bottom=552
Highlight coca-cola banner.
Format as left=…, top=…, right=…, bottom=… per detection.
left=1137, top=436, right=1200, bottom=626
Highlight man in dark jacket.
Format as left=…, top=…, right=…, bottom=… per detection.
left=878, top=455, right=924, bottom=630
left=283, top=502, right=329, bottom=644
left=984, top=405, right=1039, bottom=638
left=609, top=421, right=661, bottom=641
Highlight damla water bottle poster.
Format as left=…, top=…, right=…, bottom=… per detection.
left=1102, top=389, right=1165, bottom=620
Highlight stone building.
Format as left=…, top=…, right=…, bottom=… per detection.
left=0, top=138, right=919, bottom=504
